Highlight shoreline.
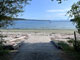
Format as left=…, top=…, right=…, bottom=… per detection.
left=0, top=29, right=76, bottom=33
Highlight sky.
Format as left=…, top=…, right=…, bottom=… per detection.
left=18, top=0, right=78, bottom=20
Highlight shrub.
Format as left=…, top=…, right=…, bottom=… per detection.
left=67, top=39, right=74, bottom=43
left=58, top=41, right=74, bottom=52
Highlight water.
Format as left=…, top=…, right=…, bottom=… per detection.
left=7, top=20, right=76, bottom=29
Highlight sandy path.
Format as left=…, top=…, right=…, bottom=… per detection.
left=13, top=35, right=67, bottom=60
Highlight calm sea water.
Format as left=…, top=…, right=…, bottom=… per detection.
left=7, top=20, right=76, bottom=29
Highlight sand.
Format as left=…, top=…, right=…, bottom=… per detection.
left=0, top=29, right=74, bottom=60
left=0, top=29, right=75, bottom=44
left=13, top=34, right=69, bottom=60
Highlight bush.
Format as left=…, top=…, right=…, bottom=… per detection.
left=58, top=41, right=74, bottom=52
left=0, top=50, right=9, bottom=55
left=67, top=39, right=74, bottom=43
left=0, top=45, right=9, bottom=55
left=58, top=41, right=80, bottom=60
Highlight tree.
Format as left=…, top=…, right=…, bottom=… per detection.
left=67, top=1, right=80, bottom=33
left=51, top=0, right=66, bottom=3
left=0, top=0, right=31, bottom=28
left=0, top=0, right=32, bottom=54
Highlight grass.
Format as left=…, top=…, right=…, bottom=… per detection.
left=58, top=41, right=74, bottom=52
left=67, top=39, right=80, bottom=51
left=0, top=44, right=11, bottom=60
left=58, top=41, right=80, bottom=60
left=0, top=45, right=9, bottom=55
left=0, top=53, right=11, bottom=60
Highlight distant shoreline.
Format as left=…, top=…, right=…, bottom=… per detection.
left=0, top=29, right=76, bottom=30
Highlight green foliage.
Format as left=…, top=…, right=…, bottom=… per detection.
left=58, top=41, right=80, bottom=60
left=67, top=1, right=80, bottom=32
left=0, top=42, right=9, bottom=55
left=74, top=40, right=80, bottom=51
left=58, top=41, right=74, bottom=52
left=0, top=0, right=31, bottom=28
left=0, top=0, right=31, bottom=18
left=0, top=31, right=9, bottom=55
left=67, top=39, right=74, bottom=43
left=0, top=45, right=9, bottom=55
left=51, top=0, right=67, bottom=4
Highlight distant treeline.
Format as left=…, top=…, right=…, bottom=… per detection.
left=13, top=18, right=27, bottom=20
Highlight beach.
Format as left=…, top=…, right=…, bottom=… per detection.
left=0, top=29, right=76, bottom=60
left=1, top=29, right=75, bottom=47
left=0, top=0, right=79, bottom=60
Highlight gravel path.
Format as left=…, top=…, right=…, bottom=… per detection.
left=13, top=35, right=68, bottom=60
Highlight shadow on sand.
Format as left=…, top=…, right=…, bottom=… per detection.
left=12, top=41, right=66, bottom=60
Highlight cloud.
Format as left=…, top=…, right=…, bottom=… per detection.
left=57, top=13, right=66, bottom=16
left=46, top=9, right=69, bottom=13
left=44, top=12, right=68, bottom=20
left=45, top=8, right=70, bottom=19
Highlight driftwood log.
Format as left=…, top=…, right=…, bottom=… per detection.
left=3, top=36, right=28, bottom=50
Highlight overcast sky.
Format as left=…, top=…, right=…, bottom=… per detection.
left=18, top=0, right=78, bottom=20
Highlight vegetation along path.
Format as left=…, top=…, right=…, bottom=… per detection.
left=13, top=34, right=69, bottom=60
